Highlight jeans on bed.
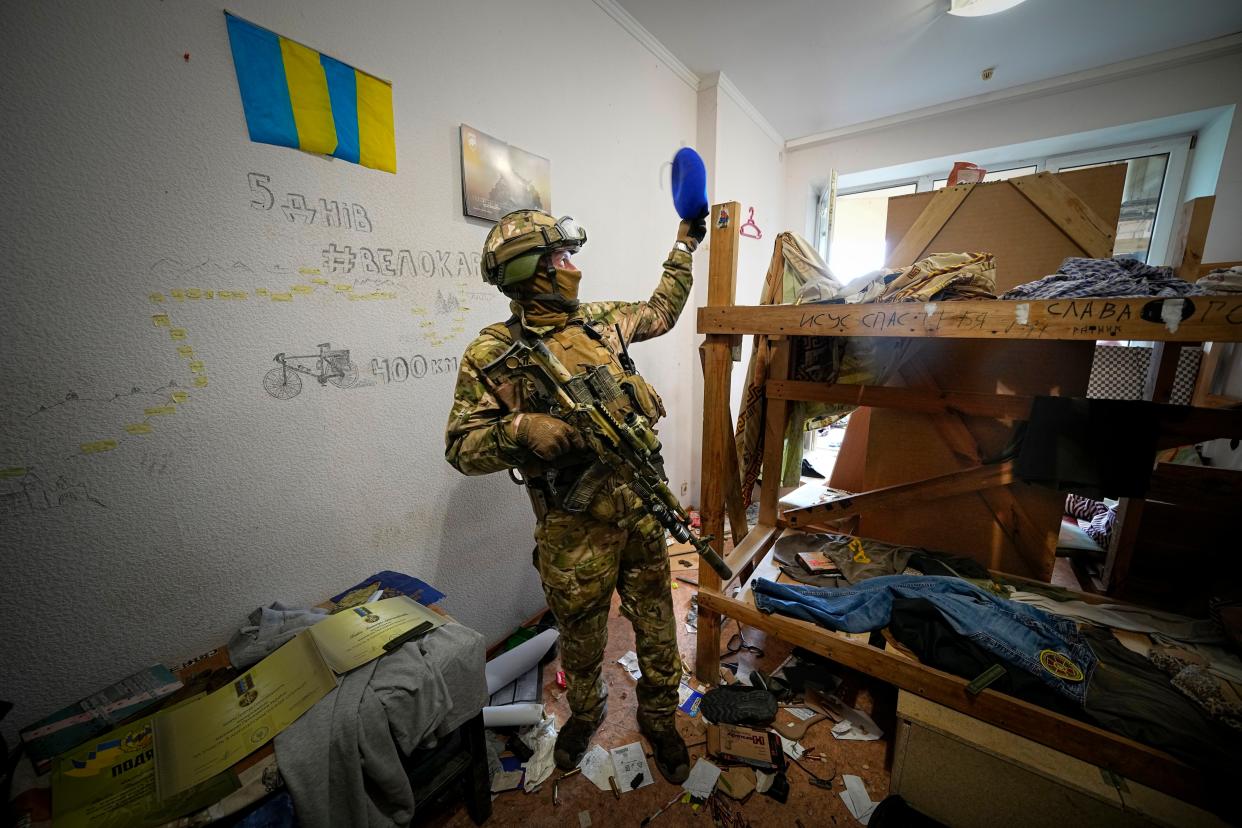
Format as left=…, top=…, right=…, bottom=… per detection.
left=752, top=575, right=1095, bottom=705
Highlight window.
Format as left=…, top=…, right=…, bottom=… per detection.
left=1049, top=147, right=1182, bottom=263
left=816, top=135, right=1189, bottom=271
left=819, top=182, right=917, bottom=282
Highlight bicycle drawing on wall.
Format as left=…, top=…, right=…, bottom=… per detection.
left=262, top=343, right=359, bottom=400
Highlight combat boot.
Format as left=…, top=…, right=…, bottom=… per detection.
left=554, top=710, right=604, bottom=771
left=638, top=718, right=690, bottom=784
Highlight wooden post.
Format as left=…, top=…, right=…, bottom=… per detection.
left=696, top=202, right=740, bottom=682
left=757, top=338, right=792, bottom=527
left=1172, top=196, right=1214, bottom=281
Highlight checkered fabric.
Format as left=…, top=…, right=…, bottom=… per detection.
left=1086, top=345, right=1202, bottom=404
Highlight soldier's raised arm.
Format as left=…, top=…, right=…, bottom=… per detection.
left=582, top=218, right=706, bottom=344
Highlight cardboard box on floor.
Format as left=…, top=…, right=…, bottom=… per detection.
left=706, top=723, right=783, bottom=771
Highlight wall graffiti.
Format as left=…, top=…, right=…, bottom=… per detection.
left=262, top=343, right=360, bottom=400
left=368, top=354, right=459, bottom=385
left=247, top=173, right=373, bottom=232
left=0, top=467, right=107, bottom=522
left=320, top=244, right=481, bottom=280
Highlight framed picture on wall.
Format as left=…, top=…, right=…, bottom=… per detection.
left=459, top=125, right=551, bottom=222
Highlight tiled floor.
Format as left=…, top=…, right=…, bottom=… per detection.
left=426, top=545, right=893, bottom=828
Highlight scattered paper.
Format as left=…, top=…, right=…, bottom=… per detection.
left=577, top=745, right=614, bottom=791
left=822, top=696, right=883, bottom=741
left=786, top=707, right=818, bottom=721
left=578, top=811, right=592, bottom=828
left=682, top=758, right=721, bottom=799
left=520, top=714, right=558, bottom=792
left=609, top=742, right=654, bottom=792
left=486, top=629, right=559, bottom=694
left=491, top=770, right=522, bottom=792
left=777, top=734, right=805, bottom=760
left=617, top=651, right=643, bottom=681
left=482, top=702, right=544, bottom=728
left=490, top=664, right=540, bottom=706
left=754, top=770, right=776, bottom=794
left=840, top=774, right=877, bottom=824
left=677, top=679, right=703, bottom=717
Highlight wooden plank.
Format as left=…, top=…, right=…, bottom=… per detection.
left=1153, top=404, right=1242, bottom=446
left=1171, top=196, right=1215, bottom=281
left=700, top=343, right=749, bottom=545
left=785, top=461, right=1015, bottom=528
left=885, top=183, right=974, bottom=268
left=1009, top=172, right=1115, bottom=259
left=1103, top=496, right=1145, bottom=598
left=722, top=522, right=780, bottom=587
left=1143, top=342, right=1183, bottom=404
left=698, top=297, right=1242, bottom=342
left=757, top=338, right=792, bottom=527
left=695, top=202, right=742, bottom=682
left=696, top=589, right=1203, bottom=805
left=884, top=166, right=1125, bottom=292
left=766, top=379, right=1034, bottom=420
left=1191, top=342, right=1223, bottom=407
left=707, top=202, right=741, bottom=307
left=897, top=358, right=1055, bottom=577
left=721, top=423, right=749, bottom=546
left=1147, top=462, right=1242, bottom=512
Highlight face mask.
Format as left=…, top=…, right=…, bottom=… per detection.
left=508, top=255, right=583, bottom=326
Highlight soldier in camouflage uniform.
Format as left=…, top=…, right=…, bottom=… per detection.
left=445, top=210, right=705, bottom=782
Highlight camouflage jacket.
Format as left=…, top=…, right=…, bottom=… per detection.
left=445, top=247, right=692, bottom=476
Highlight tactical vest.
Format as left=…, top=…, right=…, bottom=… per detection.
left=482, top=316, right=667, bottom=519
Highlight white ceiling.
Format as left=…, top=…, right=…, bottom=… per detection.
left=613, top=0, right=1242, bottom=141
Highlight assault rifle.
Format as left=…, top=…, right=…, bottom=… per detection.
left=497, top=333, right=733, bottom=581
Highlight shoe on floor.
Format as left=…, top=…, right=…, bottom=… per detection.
left=801, top=458, right=824, bottom=479
left=639, top=720, right=690, bottom=784
left=700, top=684, right=778, bottom=727
left=554, top=714, right=602, bottom=771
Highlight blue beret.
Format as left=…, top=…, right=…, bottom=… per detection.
left=671, top=147, right=709, bottom=221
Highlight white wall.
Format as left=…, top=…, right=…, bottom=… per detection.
left=0, top=0, right=699, bottom=740
left=687, top=74, right=785, bottom=504
left=783, top=49, right=1242, bottom=264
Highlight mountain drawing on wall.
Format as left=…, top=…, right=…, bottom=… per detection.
left=434, top=289, right=460, bottom=315
left=0, top=468, right=107, bottom=524
left=148, top=257, right=257, bottom=282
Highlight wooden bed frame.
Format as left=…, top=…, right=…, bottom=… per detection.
left=692, top=201, right=1242, bottom=808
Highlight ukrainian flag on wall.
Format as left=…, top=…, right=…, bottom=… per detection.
left=225, top=13, right=396, bottom=173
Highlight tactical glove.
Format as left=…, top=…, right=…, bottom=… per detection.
left=512, top=413, right=586, bottom=461
left=677, top=218, right=707, bottom=253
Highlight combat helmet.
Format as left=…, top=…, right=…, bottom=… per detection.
left=481, top=210, right=587, bottom=289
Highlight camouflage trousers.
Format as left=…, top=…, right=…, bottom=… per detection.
left=533, top=497, right=680, bottom=729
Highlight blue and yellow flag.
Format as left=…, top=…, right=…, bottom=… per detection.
left=225, top=13, right=396, bottom=173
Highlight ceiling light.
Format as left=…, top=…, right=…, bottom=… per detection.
left=947, top=0, right=1029, bottom=16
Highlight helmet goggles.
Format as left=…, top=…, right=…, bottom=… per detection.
left=483, top=214, right=587, bottom=286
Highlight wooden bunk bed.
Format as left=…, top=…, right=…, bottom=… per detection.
left=692, top=199, right=1242, bottom=813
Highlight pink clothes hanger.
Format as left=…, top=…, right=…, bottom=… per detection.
left=740, top=206, right=763, bottom=239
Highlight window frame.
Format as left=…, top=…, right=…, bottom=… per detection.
left=815, top=134, right=1192, bottom=267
